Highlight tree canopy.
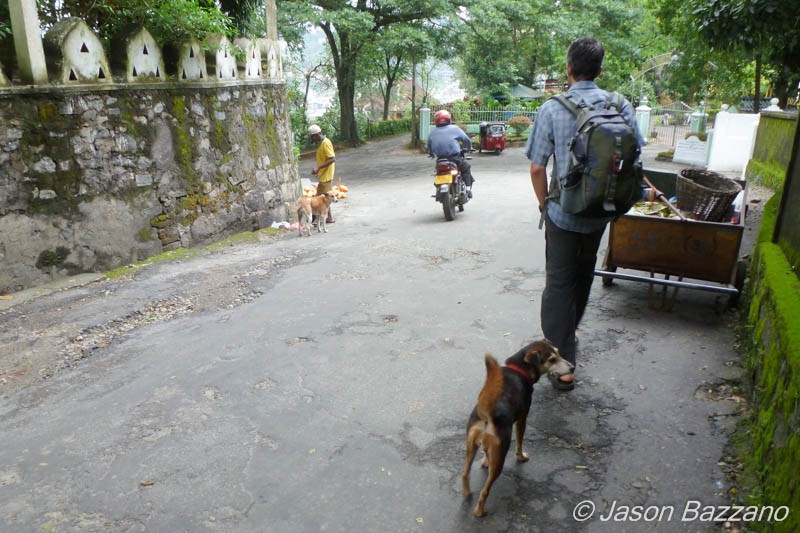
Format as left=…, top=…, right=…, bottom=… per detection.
left=279, top=0, right=452, bottom=146
left=691, top=0, right=800, bottom=106
left=2, top=0, right=796, bottom=142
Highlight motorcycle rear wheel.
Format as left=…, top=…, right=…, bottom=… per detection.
left=442, top=189, right=457, bottom=221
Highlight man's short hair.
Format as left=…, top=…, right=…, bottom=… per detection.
left=567, top=37, right=604, bottom=81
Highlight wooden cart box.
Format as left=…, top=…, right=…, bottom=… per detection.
left=596, top=169, right=748, bottom=307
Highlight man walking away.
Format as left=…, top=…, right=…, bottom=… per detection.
left=525, top=36, right=645, bottom=391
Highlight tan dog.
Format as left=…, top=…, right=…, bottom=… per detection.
left=285, top=191, right=336, bottom=236
left=462, top=339, right=573, bottom=517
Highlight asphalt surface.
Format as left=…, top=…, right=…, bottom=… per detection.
left=0, top=135, right=769, bottom=532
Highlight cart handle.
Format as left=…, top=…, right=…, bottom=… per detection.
left=643, top=176, right=688, bottom=221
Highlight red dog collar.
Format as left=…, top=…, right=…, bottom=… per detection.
left=505, top=363, right=534, bottom=385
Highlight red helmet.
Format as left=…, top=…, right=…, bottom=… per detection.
left=434, top=110, right=452, bottom=127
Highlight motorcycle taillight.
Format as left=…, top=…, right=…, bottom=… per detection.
left=437, top=162, right=455, bottom=174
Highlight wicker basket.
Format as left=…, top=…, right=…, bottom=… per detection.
left=677, top=169, right=742, bottom=222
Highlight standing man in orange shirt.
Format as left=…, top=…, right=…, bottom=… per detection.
left=308, top=124, right=335, bottom=224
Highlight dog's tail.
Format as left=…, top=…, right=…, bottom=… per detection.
left=476, top=353, right=504, bottom=422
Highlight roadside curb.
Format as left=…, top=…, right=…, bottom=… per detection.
left=0, top=273, right=106, bottom=312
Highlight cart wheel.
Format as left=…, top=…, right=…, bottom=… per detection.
left=734, top=260, right=748, bottom=291
left=495, top=148, right=501, bottom=155
left=728, top=260, right=749, bottom=307
left=602, top=265, right=617, bottom=286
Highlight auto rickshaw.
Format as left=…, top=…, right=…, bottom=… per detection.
left=477, top=121, right=507, bottom=154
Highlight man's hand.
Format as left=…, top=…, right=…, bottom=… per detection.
left=312, top=167, right=319, bottom=176
left=530, top=163, right=548, bottom=208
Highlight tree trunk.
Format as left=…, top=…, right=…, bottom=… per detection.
left=382, top=79, right=393, bottom=121
left=303, top=75, right=311, bottom=117
left=754, top=53, right=762, bottom=113
left=773, top=67, right=790, bottom=109
left=320, top=23, right=361, bottom=147
left=338, top=75, right=359, bottom=146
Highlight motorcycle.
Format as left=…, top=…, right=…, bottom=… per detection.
left=432, top=152, right=471, bottom=221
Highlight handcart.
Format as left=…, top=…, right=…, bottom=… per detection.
left=595, top=169, right=749, bottom=310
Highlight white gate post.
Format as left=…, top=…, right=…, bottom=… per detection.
left=8, top=0, right=48, bottom=84
left=419, top=108, right=431, bottom=142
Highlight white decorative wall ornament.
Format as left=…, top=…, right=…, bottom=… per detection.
left=205, top=34, right=238, bottom=80
left=234, top=38, right=262, bottom=79
left=43, top=18, right=112, bottom=84
left=122, top=27, right=165, bottom=82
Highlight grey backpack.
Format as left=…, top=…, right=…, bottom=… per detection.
left=549, top=92, right=643, bottom=217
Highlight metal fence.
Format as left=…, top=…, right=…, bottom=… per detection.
left=642, top=103, right=705, bottom=147
left=426, top=101, right=717, bottom=148
left=427, top=105, right=538, bottom=125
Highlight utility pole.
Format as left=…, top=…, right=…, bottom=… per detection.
left=265, top=0, right=278, bottom=41
left=411, top=57, right=418, bottom=147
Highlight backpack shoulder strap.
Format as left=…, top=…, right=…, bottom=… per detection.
left=605, top=91, right=625, bottom=111
left=551, top=93, right=585, bottom=117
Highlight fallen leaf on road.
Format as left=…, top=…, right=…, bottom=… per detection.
left=0, top=295, right=13, bottom=300
left=140, top=480, right=155, bottom=487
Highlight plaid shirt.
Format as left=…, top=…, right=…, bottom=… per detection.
left=525, top=81, right=643, bottom=233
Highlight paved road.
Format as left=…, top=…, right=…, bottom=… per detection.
left=0, top=136, right=758, bottom=532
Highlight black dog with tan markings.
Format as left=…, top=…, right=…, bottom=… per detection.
left=462, top=339, right=573, bottom=517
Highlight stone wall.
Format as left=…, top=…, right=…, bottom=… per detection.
left=741, top=193, right=800, bottom=529
left=0, top=81, right=299, bottom=293
left=746, top=111, right=798, bottom=191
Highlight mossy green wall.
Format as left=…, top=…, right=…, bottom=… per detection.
left=747, top=113, right=797, bottom=191
left=741, top=193, right=800, bottom=531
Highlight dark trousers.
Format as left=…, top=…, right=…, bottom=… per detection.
left=540, top=210, right=607, bottom=367
left=450, top=155, right=474, bottom=187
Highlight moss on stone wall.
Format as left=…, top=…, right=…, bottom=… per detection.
left=746, top=159, right=789, bottom=192
left=748, top=114, right=798, bottom=192
left=1, top=82, right=296, bottom=292
left=752, top=113, right=797, bottom=168
left=738, top=193, right=800, bottom=531
left=171, top=96, right=197, bottom=191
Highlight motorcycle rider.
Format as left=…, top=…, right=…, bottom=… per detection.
left=427, top=110, right=475, bottom=198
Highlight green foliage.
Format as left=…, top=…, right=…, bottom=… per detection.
left=280, top=0, right=451, bottom=146
left=365, top=117, right=412, bottom=139
left=219, top=0, right=265, bottom=38
left=454, top=0, right=660, bottom=97
left=35, top=0, right=234, bottom=44
left=690, top=0, right=800, bottom=103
